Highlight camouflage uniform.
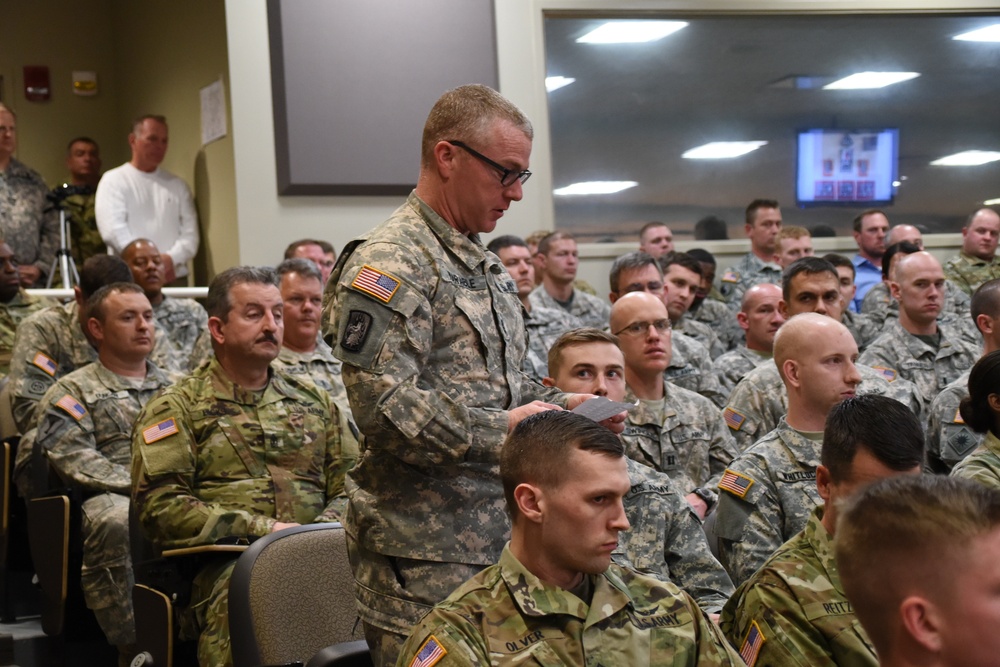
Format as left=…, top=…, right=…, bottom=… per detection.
left=720, top=253, right=782, bottom=310
left=722, top=360, right=923, bottom=451
left=713, top=347, right=771, bottom=400
left=714, top=419, right=824, bottom=585
left=861, top=280, right=971, bottom=321
left=692, top=297, right=744, bottom=352
left=148, top=296, right=211, bottom=379
left=131, top=357, right=357, bottom=667
left=720, top=507, right=877, bottom=666
left=528, top=284, right=610, bottom=330
left=271, top=340, right=350, bottom=413
left=33, top=360, right=170, bottom=646
left=943, top=251, right=1000, bottom=297
left=8, top=301, right=97, bottom=433
left=0, top=289, right=54, bottom=377
left=616, top=457, right=734, bottom=613
left=0, top=158, right=59, bottom=282
left=667, top=332, right=728, bottom=408
left=858, top=319, right=979, bottom=409
left=63, top=190, right=106, bottom=265
left=951, top=431, right=1000, bottom=489
left=396, top=545, right=744, bottom=667
left=841, top=309, right=880, bottom=352
left=620, top=386, right=738, bottom=496
left=521, top=305, right=583, bottom=383
left=675, top=314, right=726, bottom=359
left=926, top=370, right=981, bottom=474
left=321, top=192, right=564, bottom=666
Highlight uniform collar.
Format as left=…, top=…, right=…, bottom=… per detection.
left=409, top=191, right=488, bottom=272
left=206, top=356, right=293, bottom=405
left=803, top=507, right=845, bottom=596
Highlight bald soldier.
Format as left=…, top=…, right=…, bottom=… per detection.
left=886, top=224, right=923, bottom=249
left=713, top=284, right=785, bottom=398
left=714, top=313, right=863, bottom=585
left=943, top=208, right=1000, bottom=296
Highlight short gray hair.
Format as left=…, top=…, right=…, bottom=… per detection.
left=206, top=266, right=278, bottom=321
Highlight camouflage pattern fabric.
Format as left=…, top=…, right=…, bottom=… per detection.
left=8, top=300, right=97, bottom=432
left=926, top=370, right=981, bottom=474
left=861, top=280, right=971, bottom=321
left=840, top=309, right=881, bottom=352
left=666, top=332, right=728, bottom=408
left=713, top=346, right=771, bottom=400
left=0, top=158, right=59, bottom=280
left=943, top=251, right=1000, bottom=297
left=951, top=431, right=1000, bottom=489
left=0, top=289, right=54, bottom=377
left=396, top=545, right=745, bottom=667
left=720, top=253, right=782, bottom=310
left=722, top=360, right=923, bottom=451
left=148, top=296, right=211, bottom=379
left=620, top=385, right=738, bottom=494
left=529, top=284, right=610, bottom=330
left=63, top=191, right=106, bottom=265
left=615, top=457, right=734, bottom=613
left=713, top=419, right=824, bottom=585
left=272, top=340, right=350, bottom=414
left=858, top=319, right=979, bottom=409
left=675, top=314, right=726, bottom=359
left=720, top=507, right=877, bottom=666
left=692, top=296, right=744, bottom=352
left=520, top=305, right=582, bottom=384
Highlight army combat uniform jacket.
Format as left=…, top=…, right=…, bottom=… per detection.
left=528, top=283, right=610, bottom=330
left=148, top=296, right=211, bottom=378
left=0, top=289, right=53, bottom=377
left=943, top=251, right=1000, bottom=297
left=721, top=253, right=782, bottom=311
left=925, top=369, right=981, bottom=474
left=951, top=431, right=1000, bottom=489
left=713, top=346, right=771, bottom=400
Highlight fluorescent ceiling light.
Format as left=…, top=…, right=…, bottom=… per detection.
left=984, top=198, right=1000, bottom=206
left=954, top=24, right=1000, bottom=42
left=577, top=21, right=687, bottom=44
left=823, top=72, right=920, bottom=89
left=545, top=76, right=575, bottom=92
left=554, top=181, right=638, bottom=196
left=682, top=141, right=767, bottom=159
left=930, top=151, right=1000, bottom=166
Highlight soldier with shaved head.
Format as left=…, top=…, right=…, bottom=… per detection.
left=713, top=284, right=785, bottom=398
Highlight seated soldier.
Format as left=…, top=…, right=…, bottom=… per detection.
left=715, top=313, right=862, bottom=585
left=688, top=248, right=743, bottom=353
left=29, top=282, right=171, bottom=662
left=0, top=239, right=54, bottom=377
left=823, top=253, right=880, bottom=350
left=835, top=475, right=1000, bottom=667
left=660, top=252, right=726, bottom=359
left=543, top=328, right=735, bottom=615
left=721, top=395, right=923, bottom=666
left=131, top=267, right=358, bottom=667
left=713, top=283, right=784, bottom=399
left=122, top=237, right=211, bottom=377
left=396, top=410, right=744, bottom=666
left=773, top=227, right=813, bottom=270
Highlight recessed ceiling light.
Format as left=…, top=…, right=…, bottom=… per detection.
left=545, top=76, right=575, bottom=92
left=930, top=151, right=1000, bottom=166
left=984, top=198, right=1000, bottom=206
left=682, top=141, right=768, bottom=159
left=892, top=180, right=902, bottom=187
left=576, top=21, right=688, bottom=44
left=553, top=181, right=638, bottom=196
left=823, top=72, right=920, bottom=89
left=954, top=24, right=1000, bottom=42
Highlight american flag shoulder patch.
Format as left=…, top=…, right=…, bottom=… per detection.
left=954, top=408, right=965, bottom=425
left=719, top=469, right=754, bottom=499
left=872, top=366, right=897, bottom=382
left=722, top=270, right=739, bottom=283
left=740, top=620, right=765, bottom=666
left=55, top=394, right=87, bottom=421
left=143, top=418, right=179, bottom=444
left=723, top=407, right=746, bottom=431
left=32, top=351, right=58, bottom=377
left=351, top=265, right=401, bottom=304
left=409, top=635, right=447, bottom=667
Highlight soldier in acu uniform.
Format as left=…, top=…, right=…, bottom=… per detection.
left=0, top=240, right=54, bottom=377
left=721, top=199, right=783, bottom=309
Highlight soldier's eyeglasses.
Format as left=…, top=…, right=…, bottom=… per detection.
left=613, top=319, right=672, bottom=337
left=446, top=140, right=531, bottom=187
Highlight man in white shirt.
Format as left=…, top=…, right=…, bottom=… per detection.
left=95, top=115, right=199, bottom=283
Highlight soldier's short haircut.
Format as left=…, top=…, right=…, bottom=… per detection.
left=851, top=208, right=887, bottom=234
left=67, top=136, right=98, bottom=153
left=658, top=251, right=703, bottom=279
left=959, top=349, right=1000, bottom=435
left=971, top=278, right=1000, bottom=329
left=79, top=255, right=133, bottom=300
left=276, top=257, right=322, bottom=283
left=524, top=230, right=550, bottom=250
left=206, top=266, right=279, bottom=322
left=781, top=256, right=838, bottom=302
left=87, top=282, right=146, bottom=323
left=835, top=475, right=1000, bottom=657
left=638, top=221, right=668, bottom=240
left=486, top=235, right=527, bottom=255
left=536, top=231, right=575, bottom=256
left=822, top=395, right=924, bottom=483
left=547, top=328, right=620, bottom=379
left=283, top=239, right=321, bottom=260
left=822, top=253, right=855, bottom=279
left=313, top=239, right=335, bottom=255
left=421, top=84, right=532, bottom=168
left=745, top=199, right=779, bottom=226
left=500, top=410, right=624, bottom=520
left=881, top=241, right=920, bottom=280
left=686, top=248, right=716, bottom=267
left=131, top=114, right=167, bottom=134
left=609, top=252, right=659, bottom=293
left=775, top=225, right=811, bottom=253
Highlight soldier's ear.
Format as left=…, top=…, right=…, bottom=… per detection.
left=85, top=316, right=103, bottom=343
left=207, top=316, right=226, bottom=346
left=513, top=483, right=544, bottom=524
left=815, top=465, right=833, bottom=503
left=541, top=376, right=557, bottom=389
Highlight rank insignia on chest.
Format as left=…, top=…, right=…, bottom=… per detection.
left=723, top=407, right=746, bottom=431
left=56, top=394, right=87, bottom=420
left=719, top=469, right=754, bottom=498
left=351, top=265, right=400, bottom=303
left=739, top=620, right=765, bottom=666
left=409, top=635, right=447, bottom=667
left=143, top=418, right=179, bottom=444
left=32, top=351, right=57, bottom=376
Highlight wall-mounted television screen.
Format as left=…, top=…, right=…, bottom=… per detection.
left=796, top=128, right=899, bottom=207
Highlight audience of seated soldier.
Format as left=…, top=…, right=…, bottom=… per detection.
left=0, top=239, right=55, bottom=377
left=638, top=221, right=674, bottom=259
left=529, top=231, right=609, bottom=328
left=721, top=199, right=783, bottom=309
left=713, top=283, right=785, bottom=398
left=283, top=238, right=336, bottom=285
left=943, top=207, right=1000, bottom=296
left=688, top=247, right=744, bottom=352
left=773, top=226, right=814, bottom=269
left=661, top=252, right=726, bottom=359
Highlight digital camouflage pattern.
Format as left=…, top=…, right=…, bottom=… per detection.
left=396, top=545, right=745, bottom=667
left=951, top=431, right=1000, bottom=489
left=860, top=279, right=971, bottom=321
left=0, top=158, right=59, bottom=280
left=925, top=370, right=981, bottom=474
left=721, top=508, right=877, bottom=667
left=722, top=360, right=923, bottom=451
left=528, top=283, right=610, bottom=330
left=858, top=319, right=979, bottom=409
left=675, top=314, right=726, bottom=359
left=521, top=304, right=582, bottom=384
left=272, top=339, right=350, bottom=414
left=0, top=289, right=54, bottom=377
left=943, top=251, right=1000, bottom=297
left=713, top=346, right=771, bottom=400
left=8, top=300, right=98, bottom=432
left=615, top=458, right=734, bottom=613
left=714, top=419, right=824, bottom=586
left=147, top=296, right=210, bottom=378
left=692, top=296, right=744, bottom=352
left=720, top=253, right=782, bottom=310
left=33, top=360, right=170, bottom=646
left=666, top=332, right=728, bottom=408
left=840, top=309, right=881, bottom=352
left=620, top=385, right=738, bottom=495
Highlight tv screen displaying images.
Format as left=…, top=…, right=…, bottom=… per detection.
left=796, top=128, right=899, bottom=207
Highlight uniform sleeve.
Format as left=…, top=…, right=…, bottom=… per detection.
left=706, top=413, right=741, bottom=491
left=722, top=378, right=769, bottom=452
left=396, top=610, right=491, bottom=667
left=951, top=452, right=1000, bottom=489
left=316, top=397, right=359, bottom=522
left=681, top=590, right=748, bottom=666
left=8, top=316, right=61, bottom=433
left=94, top=172, right=134, bottom=254
left=164, top=182, right=199, bottom=266
left=662, top=496, right=735, bottom=614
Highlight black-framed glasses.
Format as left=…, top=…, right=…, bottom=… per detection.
left=446, top=140, right=531, bottom=187
left=613, top=318, right=672, bottom=337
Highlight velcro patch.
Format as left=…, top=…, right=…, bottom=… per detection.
left=954, top=408, right=965, bottom=425
left=350, top=265, right=401, bottom=304
left=55, top=394, right=87, bottom=420
left=32, top=351, right=57, bottom=376
left=722, top=270, right=739, bottom=284
left=719, top=469, right=754, bottom=498
left=740, top=621, right=765, bottom=667
left=723, top=407, right=746, bottom=431
left=872, top=366, right=897, bottom=382
left=341, top=310, right=373, bottom=352
left=143, top=418, right=179, bottom=444
left=409, top=635, right=447, bottom=667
